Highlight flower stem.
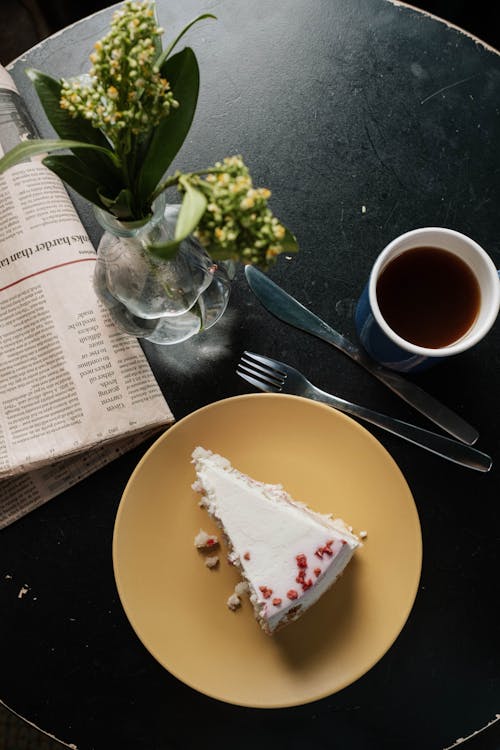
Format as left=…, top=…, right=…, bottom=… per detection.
left=150, top=168, right=224, bottom=203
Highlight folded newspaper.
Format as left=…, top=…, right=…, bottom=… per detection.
left=0, top=64, right=174, bottom=529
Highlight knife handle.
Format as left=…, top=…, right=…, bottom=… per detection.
left=312, top=388, right=491, bottom=473
left=358, top=353, right=479, bottom=446
left=317, top=327, right=479, bottom=446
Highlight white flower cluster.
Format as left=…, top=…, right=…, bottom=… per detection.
left=60, top=0, right=178, bottom=144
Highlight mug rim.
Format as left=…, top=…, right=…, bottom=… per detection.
left=368, top=227, right=500, bottom=358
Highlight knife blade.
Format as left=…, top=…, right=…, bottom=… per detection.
left=245, top=265, right=479, bottom=445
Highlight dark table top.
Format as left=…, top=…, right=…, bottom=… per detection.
left=2, top=1, right=500, bottom=748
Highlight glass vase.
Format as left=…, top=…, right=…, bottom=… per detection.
left=93, top=196, right=235, bottom=345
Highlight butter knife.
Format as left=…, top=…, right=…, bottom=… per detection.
left=245, top=265, right=478, bottom=445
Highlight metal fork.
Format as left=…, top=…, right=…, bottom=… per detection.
left=236, top=352, right=492, bottom=473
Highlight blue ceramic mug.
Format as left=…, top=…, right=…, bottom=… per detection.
left=355, top=228, right=500, bottom=373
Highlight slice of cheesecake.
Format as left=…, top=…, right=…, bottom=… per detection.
left=191, top=447, right=361, bottom=634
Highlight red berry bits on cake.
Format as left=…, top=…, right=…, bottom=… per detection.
left=315, top=539, right=335, bottom=559
left=259, top=585, right=273, bottom=599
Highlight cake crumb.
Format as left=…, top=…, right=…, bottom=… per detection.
left=235, top=581, right=249, bottom=596
left=227, top=593, right=242, bottom=611
left=227, top=581, right=249, bottom=611
left=18, top=585, right=29, bottom=599
left=359, top=530, right=368, bottom=539
left=205, top=556, right=219, bottom=569
left=194, top=529, right=219, bottom=550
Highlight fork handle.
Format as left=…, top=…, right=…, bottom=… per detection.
left=311, top=389, right=492, bottom=472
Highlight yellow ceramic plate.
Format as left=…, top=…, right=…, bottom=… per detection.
left=113, top=393, right=422, bottom=708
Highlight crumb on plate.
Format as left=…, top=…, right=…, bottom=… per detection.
left=235, top=581, right=249, bottom=596
left=194, top=529, right=219, bottom=550
left=227, top=593, right=241, bottom=611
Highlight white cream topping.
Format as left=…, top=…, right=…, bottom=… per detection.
left=192, top=447, right=360, bottom=633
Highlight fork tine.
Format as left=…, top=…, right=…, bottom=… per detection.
left=238, top=360, right=284, bottom=387
left=240, top=355, right=286, bottom=385
left=237, top=350, right=288, bottom=393
left=242, top=351, right=288, bottom=377
left=236, top=367, right=283, bottom=393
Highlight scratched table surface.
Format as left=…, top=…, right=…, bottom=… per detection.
left=2, top=1, right=500, bottom=748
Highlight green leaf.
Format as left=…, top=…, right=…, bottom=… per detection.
left=42, top=154, right=105, bottom=207
left=0, top=139, right=120, bottom=174
left=26, top=68, right=122, bottom=194
left=281, top=225, right=299, bottom=254
left=148, top=182, right=207, bottom=260
left=97, top=187, right=135, bottom=219
left=137, top=47, right=200, bottom=204
left=175, top=180, right=207, bottom=239
left=155, top=14, right=216, bottom=68
left=26, top=69, right=110, bottom=148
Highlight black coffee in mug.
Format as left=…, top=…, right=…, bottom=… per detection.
left=376, top=246, right=481, bottom=349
